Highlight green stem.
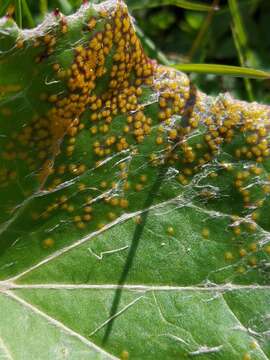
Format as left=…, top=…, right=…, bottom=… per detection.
left=0, top=0, right=12, bottom=17
left=15, top=0, right=22, bottom=28
left=57, top=0, right=73, bottom=14
left=39, top=0, right=48, bottom=17
left=21, top=0, right=34, bottom=28
left=228, top=0, right=248, bottom=47
left=231, top=26, right=254, bottom=101
left=228, top=0, right=254, bottom=101
left=188, top=0, right=220, bottom=61
left=135, top=25, right=171, bottom=66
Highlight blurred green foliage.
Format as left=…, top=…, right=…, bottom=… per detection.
left=1, top=0, right=269, bottom=102
left=133, top=0, right=270, bottom=102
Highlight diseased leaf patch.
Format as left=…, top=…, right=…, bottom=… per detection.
left=0, top=1, right=270, bottom=359
left=1, top=0, right=270, bottom=279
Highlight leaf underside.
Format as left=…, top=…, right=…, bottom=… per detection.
left=0, top=1, right=270, bottom=359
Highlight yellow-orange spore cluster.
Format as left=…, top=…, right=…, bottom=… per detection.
left=3, top=0, right=270, bottom=272
left=206, top=95, right=270, bottom=163
left=46, top=2, right=158, bottom=173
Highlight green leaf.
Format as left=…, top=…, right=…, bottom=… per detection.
left=57, top=0, right=73, bottom=14
left=39, top=0, right=48, bottom=17
left=231, top=25, right=254, bottom=101
left=174, top=63, right=270, bottom=79
left=21, top=0, right=35, bottom=28
left=187, top=0, right=220, bottom=61
left=0, top=0, right=12, bottom=17
left=228, top=0, right=248, bottom=47
left=15, top=0, right=22, bottom=27
left=135, top=25, right=171, bottom=65
left=229, top=0, right=254, bottom=101
left=0, top=1, right=270, bottom=359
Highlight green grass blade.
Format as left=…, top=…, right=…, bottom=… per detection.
left=127, top=0, right=217, bottom=11
left=57, top=0, right=73, bottom=14
left=228, top=0, right=254, bottom=101
left=228, top=0, right=248, bottom=47
left=135, top=25, right=171, bottom=66
left=39, top=0, right=48, bottom=17
left=231, top=25, right=254, bottom=101
left=15, top=0, right=22, bottom=27
left=0, top=0, right=12, bottom=17
left=21, top=0, right=34, bottom=28
left=188, top=0, right=220, bottom=60
left=174, top=63, right=270, bottom=79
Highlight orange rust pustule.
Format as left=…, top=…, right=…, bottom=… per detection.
left=36, top=1, right=157, bottom=184
left=5, top=0, right=270, bottom=245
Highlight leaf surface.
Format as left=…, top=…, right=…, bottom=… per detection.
left=0, top=1, right=270, bottom=359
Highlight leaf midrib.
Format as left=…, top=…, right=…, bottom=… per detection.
left=1, top=283, right=270, bottom=291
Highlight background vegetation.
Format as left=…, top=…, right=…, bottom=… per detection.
left=1, top=0, right=270, bottom=102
